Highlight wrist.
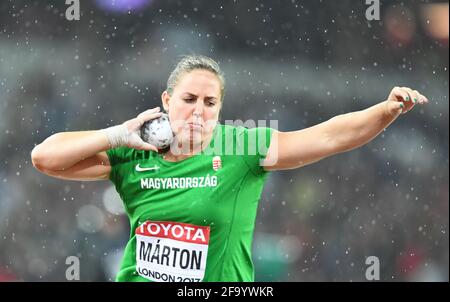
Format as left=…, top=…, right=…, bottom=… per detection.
left=101, top=124, right=129, bottom=148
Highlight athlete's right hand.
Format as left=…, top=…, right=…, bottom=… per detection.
left=103, top=107, right=162, bottom=151
left=122, top=107, right=162, bottom=151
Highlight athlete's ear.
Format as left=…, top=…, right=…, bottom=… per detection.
left=161, top=91, right=170, bottom=112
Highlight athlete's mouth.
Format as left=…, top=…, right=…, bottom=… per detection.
left=187, top=122, right=203, bottom=128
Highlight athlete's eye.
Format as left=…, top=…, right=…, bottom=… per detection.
left=206, top=101, right=216, bottom=107
left=184, top=98, right=195, bottom=103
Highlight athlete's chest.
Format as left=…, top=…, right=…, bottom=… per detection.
left=116, top=155, right=248, bottom=224
left=121, top=155, right=226, bottom=191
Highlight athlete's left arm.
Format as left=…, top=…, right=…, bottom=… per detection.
left=263, top=87, right=429, bottom=171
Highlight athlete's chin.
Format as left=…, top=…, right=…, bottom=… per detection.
left=184, top=128, right=203, bottom=138
left=177, top=130, right=212, bottom=146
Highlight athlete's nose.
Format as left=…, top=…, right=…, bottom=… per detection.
left=193, top=100, right=204, bottom=118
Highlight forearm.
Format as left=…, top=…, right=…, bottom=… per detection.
left=329, top=101, right=401, bottom=152
left=31, top=108, right=162, bottom=171
left=31, top=130, right=111, bottom=170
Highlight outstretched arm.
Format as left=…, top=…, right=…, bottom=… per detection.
left=264, top=87, right=429, bottom=171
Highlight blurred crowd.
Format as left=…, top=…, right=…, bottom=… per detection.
left=0, top=0, right=448, bottom=281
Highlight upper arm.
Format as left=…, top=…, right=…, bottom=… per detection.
left=263, top=122, right=338, bottom=171
left=38, top=151, right=112, bottom=181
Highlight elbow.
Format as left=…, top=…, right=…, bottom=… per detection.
left=31, top=145, right=45, bottom=171
left=31, top=145, right=56, bottom=171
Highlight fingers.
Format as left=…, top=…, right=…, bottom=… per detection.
left=400, top=87, right=419, bottom=106
left=392, top=87, right=410, bottom=103
left=390, top=87, right=409, bottom=113
left=123, top=108, right=163, bottom=132
left=137, top=107, right=160, bottom=118
left=137, top=107, right=162, bottom=123
left=402, top=87, right=414, bottom=104
left=140, top=142, right=159, bottom=152
left=390, top=87, right=429, bottom=115
left=415, top=90, right=429, bottom=104
left=397, top=87, right=429, bottom=105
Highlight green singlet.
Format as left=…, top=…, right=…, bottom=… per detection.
left=106, top=124, right=273, bottom=282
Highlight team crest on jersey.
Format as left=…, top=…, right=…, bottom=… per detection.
left=212, top=156, right=222, bottom=171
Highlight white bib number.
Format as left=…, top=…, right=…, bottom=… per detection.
left=135, top=221, right=210, bottom=282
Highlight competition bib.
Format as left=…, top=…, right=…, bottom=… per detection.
left=135, top=221, right=210, bottom=282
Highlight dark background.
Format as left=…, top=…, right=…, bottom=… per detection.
left=0, top=0, right=448, bottom=281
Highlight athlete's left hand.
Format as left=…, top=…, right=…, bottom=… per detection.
left=386, top=86, right=429, bottom=116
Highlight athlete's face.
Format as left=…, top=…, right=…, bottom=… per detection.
left=162, top=69, right=222, bottom=146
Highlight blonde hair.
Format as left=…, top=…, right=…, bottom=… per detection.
left=166, top=55, right=225, bottom=102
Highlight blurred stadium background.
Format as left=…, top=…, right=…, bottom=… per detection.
left=0, top=0, right=448, bottom=281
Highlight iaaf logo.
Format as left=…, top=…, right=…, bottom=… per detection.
left=212, top=156, right=222, bottom=171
